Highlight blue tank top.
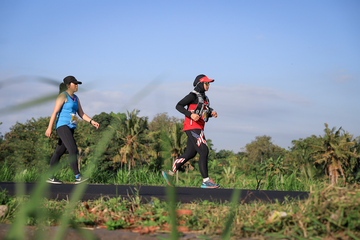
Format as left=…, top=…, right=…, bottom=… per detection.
left=55, top=92, right=79, bottom=129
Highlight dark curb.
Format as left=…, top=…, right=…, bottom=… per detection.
left=0, top=182, right=309, bottom=203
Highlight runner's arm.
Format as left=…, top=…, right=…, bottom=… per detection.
left=77, top=97, right=100, bottom=129
left=45, top=93, right=66, bottom=137
left=175, top=93, right=197, bottom=118
left=77, top=97, right=91, bottom=122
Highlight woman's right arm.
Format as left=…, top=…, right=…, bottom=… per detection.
left=45, top=93, right=66, bottom=138
left=176, top=93, right=200, bottom=121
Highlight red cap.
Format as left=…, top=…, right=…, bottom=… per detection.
left=199, top=76, right=214, bottom=83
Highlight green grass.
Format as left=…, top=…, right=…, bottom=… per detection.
left=0, top=161, right=14, bottom=182
left=1, top=162, right=352, bottom=239
left=0, top=160, right=332, bottom=240
left=0, top=162, right=327, bottom=192
left=1, top=183, right=360, bottom=239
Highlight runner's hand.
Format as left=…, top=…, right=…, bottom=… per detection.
left=45, top=128, right=52, bottom=138
left=191, top=113, right=200, bottom=121
left=91, top=120, right=100, bottom=129
left=211, top=111, right=217, bottom=118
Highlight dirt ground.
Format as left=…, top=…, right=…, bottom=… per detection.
left=0, top=224, right=251, bottom=240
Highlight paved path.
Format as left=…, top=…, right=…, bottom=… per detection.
left=0, top=182, right=309, bottom=203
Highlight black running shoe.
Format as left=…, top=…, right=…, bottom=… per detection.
left=75, top=174, right=89, bottom=184
left=46, top=177, right=63, bottom=184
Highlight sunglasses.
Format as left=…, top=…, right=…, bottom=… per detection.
left=204, top=82, right=210, bottom=86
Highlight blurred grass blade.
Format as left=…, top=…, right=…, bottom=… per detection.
left=120, top=76, right=162, bottom=112
left=0, top=74, right=97, bottom=115
left=0, top=76, right=60, bottom=89
left=53, top=76, right=163, bottom=240
left=221, top=188, right=241, bottom=240
left=4, top=74, right=164, bottom=240
left=53, top=183, right=95, bottom=240
left=166, top=185, right=178, bottom=240
left=6, top=163, right=62, bottom=240
left=158, top=115, right=178, bottom=240
left=0, top=93, right=58, bottom=115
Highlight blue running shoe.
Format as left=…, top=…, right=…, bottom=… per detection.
left=162, top=170, right=174, bottom=187
left=201, top=178, right=220, bottom=189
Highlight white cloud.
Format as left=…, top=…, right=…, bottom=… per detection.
left=335, top=74, right=353, bottom=83
left=328, top=69, right=354, bottom=83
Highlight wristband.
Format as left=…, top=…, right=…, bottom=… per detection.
left=90, top=119, right=93, bottom=124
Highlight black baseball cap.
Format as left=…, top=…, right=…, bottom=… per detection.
left=63, top=76, right=82, bottom=85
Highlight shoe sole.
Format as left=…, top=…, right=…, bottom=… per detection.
left=46, top=181, right=62, bottom=184
left=75, top=179, right=89, bottom=184
left=162, top=171, right=174, bottom=187
left=201, top=185, right=220, bottom=189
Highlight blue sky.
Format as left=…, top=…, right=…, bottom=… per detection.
left=0, top=0, right=359, bottom=152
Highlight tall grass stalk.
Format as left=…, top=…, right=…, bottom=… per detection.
left=7, top=170, right=52, bottom=239
left=0, top=161, right=13, bottom=182
left=2, top=162, right=328, bottom=191
left=52, top=182, right=96, bottom=240
left=14, top=168, right=38, bottom=183
left=115, top=167, right=163, bottom=185
left=165, top=185, right=178, bottom=240
left=221, top=189, right=241, bottom=240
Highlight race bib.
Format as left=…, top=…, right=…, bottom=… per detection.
left=70, top=113, right=79, bottom=126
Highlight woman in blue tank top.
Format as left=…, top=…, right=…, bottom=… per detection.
left=45, top=76, right=99, bottom=184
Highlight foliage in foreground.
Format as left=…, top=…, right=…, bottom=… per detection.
left=0, top=160, right=324, bottom=192
left=1, top=184, right=360, bottom=239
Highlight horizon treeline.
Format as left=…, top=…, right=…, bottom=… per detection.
left=0, top=110, right=360, bottom=185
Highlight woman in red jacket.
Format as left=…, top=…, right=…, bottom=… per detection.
left=162, top=74, right=220, bottom=188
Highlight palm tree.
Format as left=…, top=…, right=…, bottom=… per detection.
left=311, top=123, right=357, bottom=185
left=164, top=123, right=187, bottom=184
left=289, top=135, right=321, bottom=182
left=113, top=110, right=151, bottom=174
left=169, top=123, right=186, bottom=159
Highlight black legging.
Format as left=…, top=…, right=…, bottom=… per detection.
left=49, top=125, right=80, bottom=175
left=172, top=129, right=209, bottom=178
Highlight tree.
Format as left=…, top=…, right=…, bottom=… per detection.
left=311, top=123, right=358, bottom=185
left=286, top=135, right=323, bottom=182
left=74, top=112, right=117, bottom=169
left=0, top=122, right=3, bottom=140
left=0, top=122, right=5, bottom=162
left=148, top=112, right=182, bottom=132
left=2, top=117, right=59, bottom=167
left=146, top=130, right=163, bottom=171
left=245, top=135, right=286, bottom=164
left=90, top=112, right=127, bottom=173
left=168, top=123, right=187, bottom=183
left=168, top=123, right=186, bottom=161
left=216, top=149, right=234, bottom=160
left=113, top=110, right=152, bottom=174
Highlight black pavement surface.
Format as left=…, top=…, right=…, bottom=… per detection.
left=0, top=182, right=309, bottom=203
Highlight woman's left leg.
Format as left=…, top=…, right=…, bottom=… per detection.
left=56, top=126, right=80, bottom=176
